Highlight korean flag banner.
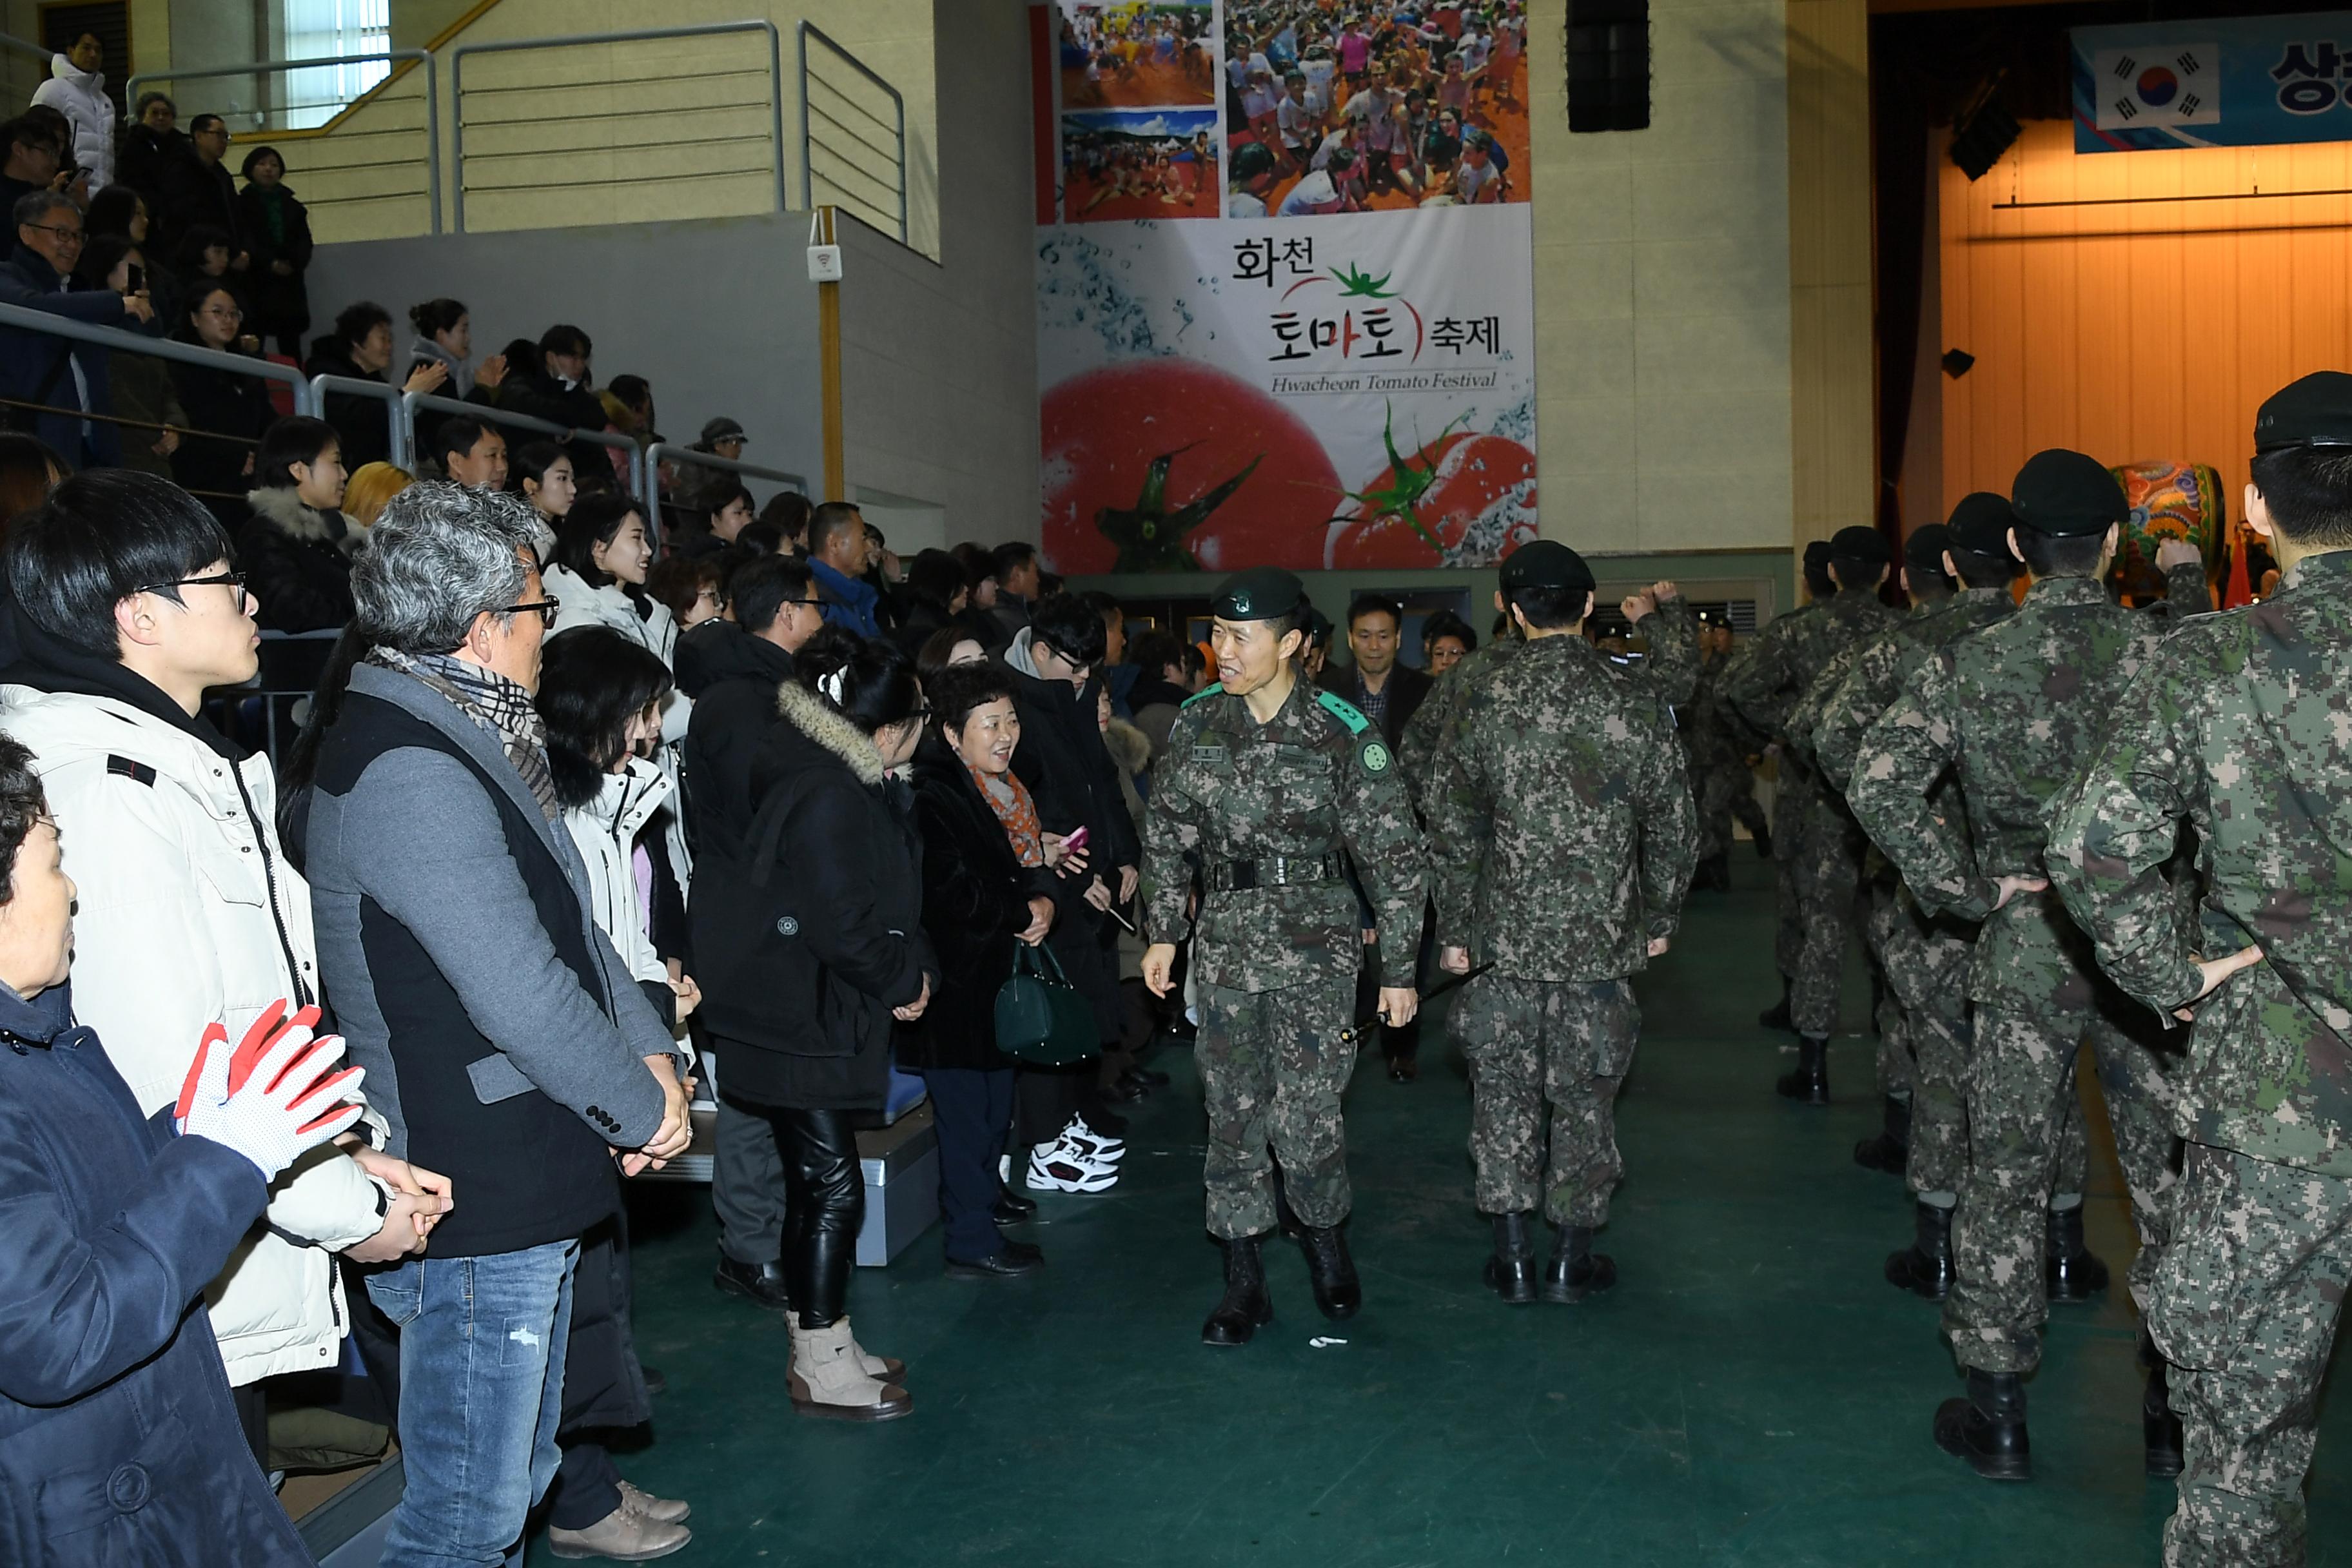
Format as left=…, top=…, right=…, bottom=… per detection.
left=2075, top=12, right=2352, bottom=152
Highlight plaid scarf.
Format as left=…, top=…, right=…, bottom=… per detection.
left=968, top=762, right=1045, bottom=868
left=369, top=646, right=562, bottom=823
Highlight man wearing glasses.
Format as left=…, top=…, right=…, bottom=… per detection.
left=0, top=190, right=152, bottom=468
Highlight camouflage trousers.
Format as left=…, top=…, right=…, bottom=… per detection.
left=1692, top=756, right=1769, bottom=863
left=1883, top=913, right=1974, bottom=1196
left=1863, top=871, right=1910, bottom=1097
left=1945, top=999, right=2181, bottom=1375
left=1453, top=975, right=1638, bottom=1227
left=1197, top=974, right=1360, bottom=1240
left=2152, top=1144, right=2352, bottom=1568
left=1792, top=803, right=1871, bottom=1040
left=1771, top=783, right=1814, bottom=979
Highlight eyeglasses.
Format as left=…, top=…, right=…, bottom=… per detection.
left=137, top=569, right=248, bottom=596
left=23, top=222, right=83, bottom=246
left=201, top=304, right=243, bottom=321
left=500, top=599, right=560, bottom=626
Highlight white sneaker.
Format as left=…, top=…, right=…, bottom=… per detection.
left=1027, top=1146, right=1117, bottom=1193
left=1063, top=1117, right=1124, bottom=1159
left=1057, top=1130, right=1123, bottom=1170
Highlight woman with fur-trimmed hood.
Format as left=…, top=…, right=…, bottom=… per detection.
left=239, top=416, right=360, bottom=633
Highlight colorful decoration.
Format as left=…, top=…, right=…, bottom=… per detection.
left=2109, top=461, right=2234, bottom=606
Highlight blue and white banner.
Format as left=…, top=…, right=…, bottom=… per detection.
left=2073, top=11, right=2352, bottom=152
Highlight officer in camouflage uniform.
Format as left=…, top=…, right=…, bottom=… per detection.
left=1847, top=449, right=2182, bottom=1483
left=1683, top=618, right=1773, bottom=892
left=1424, top=543, right=1696, bottom=1304
left=1742, top=542, right=1836, bottom=1028
left=1814, top=500, right=2021, bottom=1296
left=1141, top=568, right=1426, bottom=1347
left=2047, top=373, right=2352, bottom=1565
left=1725, top=525, right=1901, bottom=1102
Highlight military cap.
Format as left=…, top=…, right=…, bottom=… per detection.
left=1903, top=523, right=1952, bottom=572
left=1300, top=603, right=1333, bottom=646
left=1211, top=567, right=1307, bottom=622
left=2011, top=449, right=2127, bottom=536
left=2254, top=371, right=2352, bottom=455
left=1829, top=524, right=1891, bottom=564
left=1803, top=540, right=1833, bottom=567
left=1946, top=491, right=2017, bottom=556
left=1498, top=540, right=1596, bottom=594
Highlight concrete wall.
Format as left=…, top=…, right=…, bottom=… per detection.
left=1526, top=0, right=1793, bottom=555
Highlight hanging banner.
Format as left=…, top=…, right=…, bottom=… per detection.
left=1034, top=0, right=1538, bottom=573
left=2073, top=11, right=2352, bottom=152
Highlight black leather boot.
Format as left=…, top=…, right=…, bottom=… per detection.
left=1884, top=1199, right=1955, bottom=1300
left=1758, top=975, right=1794, bottom=1033
left=1542, top=1223, right=1617, bottom=1304
left=1752, top=825, right=1772, bottom=859
left=2044, top=1205, right=2110, bottom=1300
left=1298, top=1223, right=1362, bottom=1320
left=1201, top=1235, right=1274, bottom=1346
left=1933, top=1367, right=2031, bottom=1481
left=1853, top=1094, right=1911, bottom=1173
left=1776, top=1036, right=1830, bottom=1104
left=1484, top=1212, right=1538, bottom=1304
left=2142, top=1335, right=2184, bottom=1478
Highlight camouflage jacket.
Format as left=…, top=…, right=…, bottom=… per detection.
left=1812, top=587, right=2017, bottom=794
left=2048, top=549, right=2352, bottom=1177
left=1723, top=589, right=1900, bottom=781
left=1629, top=593, right=1700, bottom=710
left=1142, top=674, right=1427, bottom=993
left=1401, top=636, right=1520, bottom=801
left=1681, top=652, right=1742, bottom=768
left=1426, top=633, right=1696, bottom=981
left=1847, top=574, right=2166, bottom=1012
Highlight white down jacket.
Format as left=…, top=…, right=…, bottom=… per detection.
left=0, top=686, right=386, bottom=1384
left=544, top=563, right=695, bottom=873
left=562, top=756, right=684, bottom=1006
left=30, top=54, right=116, bottom=191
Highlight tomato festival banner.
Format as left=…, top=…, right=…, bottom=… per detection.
left=1032, top=0, right=1539, bottom=573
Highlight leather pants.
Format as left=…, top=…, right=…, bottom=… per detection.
left=770, top=1108, right=864, bottom=1329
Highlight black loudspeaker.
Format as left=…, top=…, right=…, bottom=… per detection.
left=1941, top=349, right=1976, bottom=380
left=1949, top=91, right=2020, bottom=181
left=1567, top=0, right=1651, bottom=133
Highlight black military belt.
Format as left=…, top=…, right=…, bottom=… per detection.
left=1205, top=852, right=1346, bottom=892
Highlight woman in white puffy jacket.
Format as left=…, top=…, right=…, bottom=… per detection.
left=30, top=35, right=116, bottom=191
left=543, top=491, right=694, bottom=871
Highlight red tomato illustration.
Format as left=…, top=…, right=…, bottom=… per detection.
left=1326, top=431, right=1538, bottom=569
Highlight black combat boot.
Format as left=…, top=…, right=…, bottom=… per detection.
left=1884, top=1199, right=1955, bottom=1300
left=1752, top=825, right=1772, bottom=859
left=1776, top=1036, right=1830, bottom=1104
left=1758, top=975, right=1794, bottom=1033
left=1691, top=853, right=1730, bottom=893
left=2044, top=1204, right=2110, bottom=1300
left=1201, top=1235, right=1274, bottom=1347
left=2142, top=1333, right=2184, bottom=1478
left=1853, top=1094, right=1911, bottom=1174
left=1542, top=1223, right=1617, bottom=1303
left=1934, top=1368, right=2031, bottom=1481
left=1298, top=1223, right=1362, bottom=1320
left=1484, top=1212, right=1538, bottom=1304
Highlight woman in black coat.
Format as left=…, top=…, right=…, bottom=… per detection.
left=234, top=147, right=313, bottom=358
left=166, top=281, right=272, bottom=527
left=690, top=629, right=934, bottom=1422
left=900, top=664, right=1058, bottom=1275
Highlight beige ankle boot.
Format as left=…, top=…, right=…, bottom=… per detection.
left=847, top=1323, right=906, bottom=1381
left=788, top=1317, right=913, bottom=1422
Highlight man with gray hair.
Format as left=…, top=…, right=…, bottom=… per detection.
left=300, top=482, right=693, bottom=1567
left=0, top=188, right=151, bottom=467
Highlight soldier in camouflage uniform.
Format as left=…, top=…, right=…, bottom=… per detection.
left=1683, top=619, right=1773, bottom=891
left=1725, top=525, right=1901, bottom=1102
left=1422, top=543, right=1697, bottom=1304
left=2047, top=373, right=2352, bottom=1565
left=1738, top=542, right=1834, bottom=1022
left=1814, top=500, right=2021, bottom=1296
left=1141, top=568, right=1426, bottom=1348
left=1847, top=449, right=2182, bottom=1483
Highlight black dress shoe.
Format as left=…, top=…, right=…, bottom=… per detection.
left=713, top=1253, right=792, bottom=1313
left=946, top=1248, right=1045, bottom=1279
left=996, top=1184, right=1037, bottom=1217
left=1934, top=1369, right=2031, bottom=1482
left=640, top=1364, right=668, bottom=1397
left=992, top=1196, right=1034, bottom=1226
left=1387, top=1057, right=1418, bottom=1083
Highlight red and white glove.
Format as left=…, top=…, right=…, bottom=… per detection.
left=173, top=1001, right=367, bottom=1180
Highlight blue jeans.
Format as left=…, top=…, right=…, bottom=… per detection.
left=367, top=1240, right=579, bottom=1568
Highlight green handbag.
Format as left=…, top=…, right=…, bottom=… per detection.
left=994, top=941, right=1098, bottom=1066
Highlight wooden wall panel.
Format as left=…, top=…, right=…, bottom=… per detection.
left=1941, top=121, right=2352, bottom=510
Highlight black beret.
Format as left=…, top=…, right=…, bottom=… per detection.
left=1498, top=540, right=1596, bottom=594
left=2012, top=449, right=2127, bottom=537
left=1903, top=524, right=1952, bottom=572
left=1830, top=525, right=1891, bottom=565
left=1211, top=567, right=1306, bottom=622
left=1803, top=540, right=1833, bottom=567
left=2255, top=371, right=2352, bottom=455
left=1300, top=603, right=1333, bottom=645
left=1946, top=491, right=2017, bottom=556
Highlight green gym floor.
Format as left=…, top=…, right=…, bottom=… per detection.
left=565, top=858, right=2352, bottom=1566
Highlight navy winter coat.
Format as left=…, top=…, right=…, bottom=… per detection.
left=0, top=979, right=313, bottom=1566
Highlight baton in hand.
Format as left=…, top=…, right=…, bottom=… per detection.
left=1338, top=962, right=1494, bottom=1044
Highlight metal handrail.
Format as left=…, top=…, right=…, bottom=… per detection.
left=643, top=441, right=808, bottom=501
left=310, top=374, right=410, bottom=470
left=402, top=389, right=641, bottom=489
left=128, top=51, right=441, bottom=236
left=0, top=30, right=48, bottom=69
left=0, top=299, right=316, bottom=414
left=452, top=23, right=786, bottom=233
left=798, top=21, right=907, bottom=243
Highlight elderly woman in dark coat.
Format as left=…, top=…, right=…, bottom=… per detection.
left=899, top=663, right=1058, bottom=1277
left=690, top=627, right=934, bottom=1422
